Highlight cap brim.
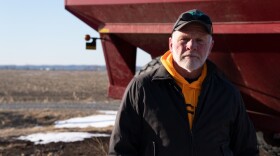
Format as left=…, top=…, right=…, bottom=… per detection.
left=174, top=21, right=212, bottom=34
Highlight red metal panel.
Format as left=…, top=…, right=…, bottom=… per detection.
left=98, top=22, right=280, bottom=34
left=65, top=0, right=220, bottom=5
left=248, top=111, right=280, bottom=132
left=101, top=34, right=136, bottom=99
left=209, top=33, right=280, bottom=111
left=214, top=22, right=280, bottom=34
left=207, top=33, right=280, bottom=133
left=232, top=52, right=280, bottom=112
left=65, top=0, right=280, bottom=33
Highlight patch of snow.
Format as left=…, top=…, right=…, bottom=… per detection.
left=99, top=110, right=118, bottom=115
left=17, top=132, right=110, bottom=144
left=17, top=110, right=118, bottom=145
left=54, top=110, right=117, bottom=128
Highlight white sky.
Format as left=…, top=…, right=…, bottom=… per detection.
left=0, top=1, right=151, bottom=66
left=17, top=110, right=117, bottom=144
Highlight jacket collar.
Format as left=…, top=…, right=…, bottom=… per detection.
left=152, top=65, right=173, bottom=81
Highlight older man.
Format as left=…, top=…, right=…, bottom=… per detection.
left=108, top=9, right=259, bottom=156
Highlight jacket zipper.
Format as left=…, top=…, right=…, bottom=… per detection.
left=152, top=141, right=156, bottom=156
left=190, top=130, right=197, bottom=156
left=191, top=78, right=210, bottom=156
left=170, top=81, right=196, bottom=156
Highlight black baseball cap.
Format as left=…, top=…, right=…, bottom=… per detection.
left=172, top=9, right=213, bottom=34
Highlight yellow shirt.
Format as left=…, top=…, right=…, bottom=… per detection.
left=161, top=50, right=207, bottom=129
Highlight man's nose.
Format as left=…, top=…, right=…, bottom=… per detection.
left=186, top=39, right=197, bottom=50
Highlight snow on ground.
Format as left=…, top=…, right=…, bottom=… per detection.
left=17, top=132, right=110, bottom=145
left=17, top=110, right=117, bottom=144
left=55, top=110, right=117, bottom=128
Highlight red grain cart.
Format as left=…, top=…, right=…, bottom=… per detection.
left=65, top=0, right=280, bottom=135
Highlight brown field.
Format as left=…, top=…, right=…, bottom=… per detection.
left=0, top=70, right=114, bottom=103
left=0, top=70, right=120, bottom=156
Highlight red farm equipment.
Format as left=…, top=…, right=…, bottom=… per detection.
left=65, top=0, right=280, bottom=138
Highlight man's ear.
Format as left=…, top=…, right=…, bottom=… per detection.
left=169, top=37, right=173, bottom=52
left=210, top=39, right=214, bottom=51
left=207, top=39, right=214, bottom=57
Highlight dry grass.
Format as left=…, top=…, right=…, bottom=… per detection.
left=0, top=70, right=112, bottom=103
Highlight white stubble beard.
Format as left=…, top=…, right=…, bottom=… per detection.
left=173, top=50, right=204, bottom=73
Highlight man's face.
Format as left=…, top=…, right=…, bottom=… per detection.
left=169, top=23, right=214, bottom=73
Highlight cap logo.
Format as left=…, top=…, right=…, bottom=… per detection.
left=189, top=10, right=203, bottom=17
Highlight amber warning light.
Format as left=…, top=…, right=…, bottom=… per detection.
left=85, top=34, right=105, bottom=50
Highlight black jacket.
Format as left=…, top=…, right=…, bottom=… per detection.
left=108, top=61, right=259, bottom=156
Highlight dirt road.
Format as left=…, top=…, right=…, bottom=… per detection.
left=0, top=102, right=120, bottom=111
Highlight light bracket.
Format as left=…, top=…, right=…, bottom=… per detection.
left=85, top=34, right=105, bottom=50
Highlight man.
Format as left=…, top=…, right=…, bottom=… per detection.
left=108, top=9, right=259, bottom=156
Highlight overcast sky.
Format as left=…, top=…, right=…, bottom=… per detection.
left=0, top=1, right=151, bottom=66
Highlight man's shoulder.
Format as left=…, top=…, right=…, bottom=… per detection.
left=132, top=65, right=173, bottom=89
left=207, top=61, right=239, bottom=93
left=134, top=65, right=162, bottom=83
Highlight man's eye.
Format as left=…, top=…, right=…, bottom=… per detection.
left=196, top=39, right=204, bottom=43
left=180, top=38, right=189, bottom=42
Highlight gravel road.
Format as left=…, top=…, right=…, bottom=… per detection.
left=0, top=102, right=120, bottom=111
